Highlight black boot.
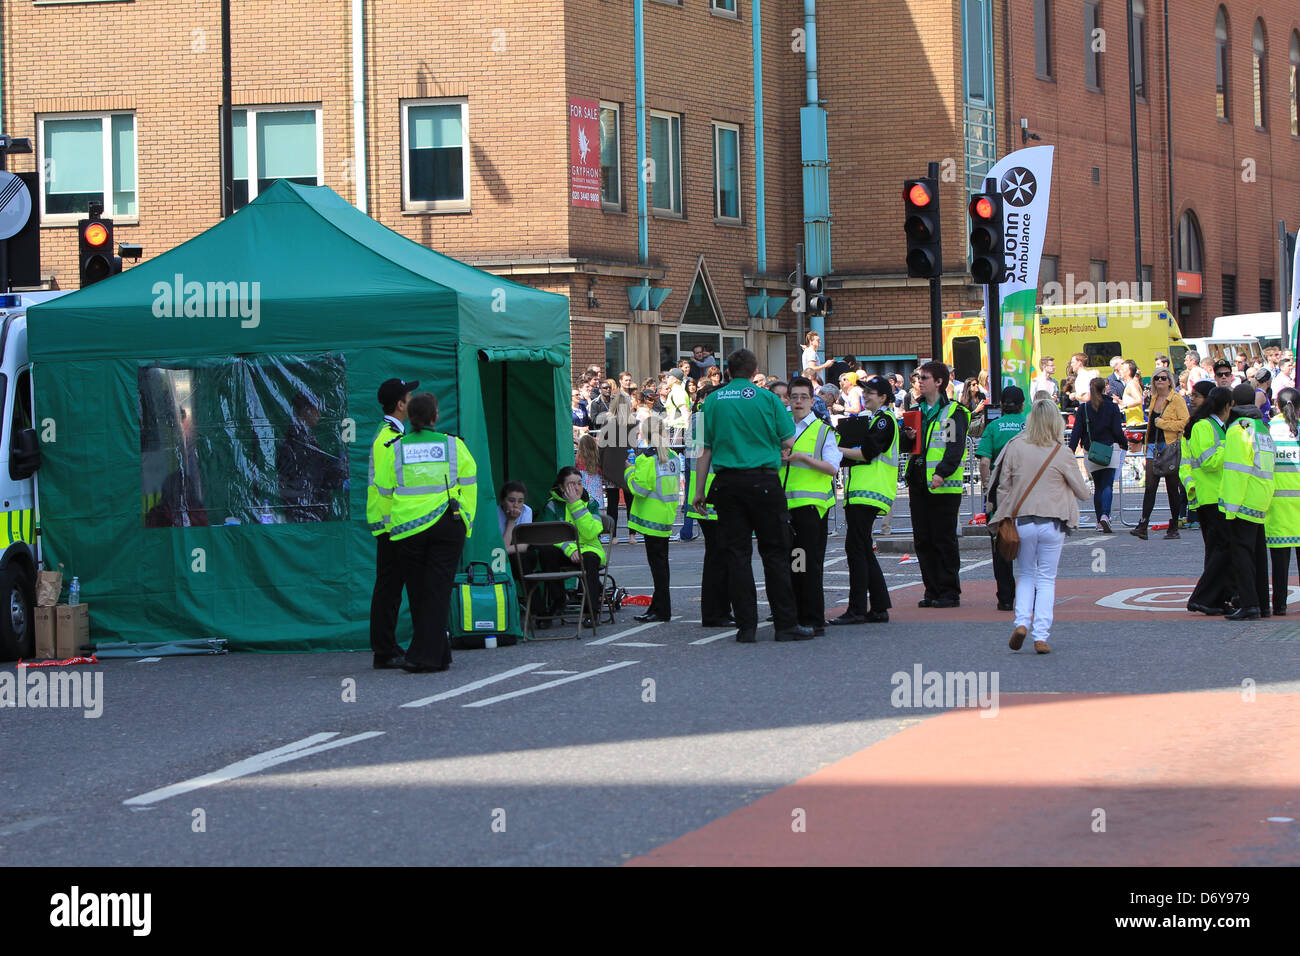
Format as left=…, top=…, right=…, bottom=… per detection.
left=1130, top=521, right=1149, bottom=540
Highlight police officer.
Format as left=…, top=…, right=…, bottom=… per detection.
left=1266, top=387, right=1300, bottom=615
left=691, top=348, right=811, bottom=643
left=687, top=383, right=733, bottom=627
left=905, top=361, right=969, bottom=608
left=626, top=415, right=681, bottom=623
left=782, top=376, right=842, bottom=634
left=1220, top=383, right=1275, bottom=620
left=976, top=385, right=1027, bottom=610
left=835, top=375, right=897, bottom=624
left=367, top=378, right=416, bottom=669
left=377, top=392, right=477, bottom=671
left=1186, top=386, right=1232, bottom=614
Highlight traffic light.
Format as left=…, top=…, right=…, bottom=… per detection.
left=806, top=275, right=830, bottom=318
left=78, top=208, right=122, bottom=289
left=903, top=177, right=941, bottom=278
left=968, top=191, right=1005, bottom=285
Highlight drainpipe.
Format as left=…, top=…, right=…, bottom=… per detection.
left=634, top=0, right=648, bottom=271
left=351, top=0, right=368, bottom=214
left=752, top=0, right=767, bottom=277
left=801, top=0, right=831, bottom=351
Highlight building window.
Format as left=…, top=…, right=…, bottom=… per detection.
left=961, top=0, right=997, bottom=194
left=964, top=0, right=989, bottom=103
left=402, top=99, right=469, bottom=212
left=599, top=102, right=621, bottom=209
left=1254, top=20, right=1268, bottom=129
left=231, top=106, right=320, bottom=210
left=1034, top=0, right=1053, bottom=79
left=710, top=0, right=737, bottom=14
left=38, top=112, right=136, bottom=221
left=604, top=326, right=627, bottom=379
left=649, top=110, right=683, bottom=216
left=1261, top=278, right=1275, bottom=312
left=1040, top=254, right=1060, bottom=303
left=1291, top=32, right=1299, bottom=136
left=1178, top=211, right=1203, bottom=274
left=1141, top=265, right=1153, bottom=301
left=1215, top=8, right=1231, bottom=120
left=1090, top=260, right=1107, bottom=288
left=712, top=122, right=740, bottom=221
left=1130, top=0, right=1147, bottom=100
left=1222, top=274, right=1237, bottom=315
left=1084, top=2, right=1102, bottom=91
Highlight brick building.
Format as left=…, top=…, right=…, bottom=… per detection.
left=3, top=0, right=1297, bottom=387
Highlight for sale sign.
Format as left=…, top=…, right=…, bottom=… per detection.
left=569, top=97, right=600, bottom=208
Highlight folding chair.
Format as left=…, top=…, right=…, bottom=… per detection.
left=595, top=514, right=624, bottom=625
left=512, top=521, right=595, bottom=641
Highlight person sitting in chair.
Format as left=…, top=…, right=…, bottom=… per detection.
left=534, top=467, right=606, bottom=629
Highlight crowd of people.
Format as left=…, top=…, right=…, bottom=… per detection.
left=362, top=338, right=1300, bottom=673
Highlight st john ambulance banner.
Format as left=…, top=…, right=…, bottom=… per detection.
left=1291, top=226, right=1300, bottom=352
left=982, top=145, right=1054, bottom=395
left=569, top=97, right=600, bottom=208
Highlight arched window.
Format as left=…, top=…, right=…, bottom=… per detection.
left=1215, top=8, right=1230, bottom=120
left=1290, top=31, right=1299, bottom=136
left=1178, top=211, right=1203, bottom=275
left=1253, top=20, right=1267, bottom=129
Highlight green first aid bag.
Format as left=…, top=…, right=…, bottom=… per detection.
left=447, top=561, right=521, bottom=649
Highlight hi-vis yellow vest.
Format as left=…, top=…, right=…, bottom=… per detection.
left=847, top=408, right=899, bottom=512
left=366, top=420, right=403, bottom=535
left=626, top=449, right=681, bottom=536
left=924, top=401, right=968, bottom=493
left=783, top=418, right=835, bottom=516
left=686, top=461, right=716, bottom=521
left=387, top=430, right=478, bottom=541
left=1265, top=416, right=1300, bottom=546
left=1218, top=417, right=1275, bottom=524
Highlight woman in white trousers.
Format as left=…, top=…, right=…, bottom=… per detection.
left=988, top=399, right=1092, bottom=654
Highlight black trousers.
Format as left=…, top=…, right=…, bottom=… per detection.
left=369, top=532, right=406, bottom=659
left=394, top=511, right=467, bottom=669
left=845, top=504, right=890, bottom=616
left=709, top=468, right=798, bottom=632
left=1269, top=546, right=1300, bottom=612
left=789, top=505, right=829, bottom=627
left=644, top=533, right=671, bottom=618
left=1140, top=466, right=1183, bottom=525
left=699, top=519, right=733, bottom=622
left=991, top=536, right=1016, bottom=606
left=1225, top=517, right=1269, bottom=612
left=536, top=545, right=603, bottom=617
left=1189, top=504, right=1231, bottom=607
left=907, top=479, right=962, bottom=601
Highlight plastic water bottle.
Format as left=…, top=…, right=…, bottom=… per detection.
left=68, top=577, right=80, bottom=607
left=484, top=636, right=498, bottom=649
left=259, top=500, right=274, bottom=525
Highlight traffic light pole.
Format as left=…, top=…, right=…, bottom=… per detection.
left=928, top=161, right=942, bottom=363
left=984, top=175, right=1002, bottom=409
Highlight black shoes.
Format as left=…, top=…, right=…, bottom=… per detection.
left=997, top=602, right=1015, bottom=612
left=1225, top=606, right=1261, bottom=621
left=1187, top=602, right=1225, bottom=615
left=634, top=612, right=671, bottom=623
left=701, top=616, right=736, bottom=627
left=917, top=598, right=934, bottom=607
left=1130, top=523, right=1149, bottom=540
left=1261, top=608, right=1272, bottom=618
left=1273, top=606, right=1288, bottom=616
left=865, top=610, right=890, bottom=623
left=373, top=653, right=408, bottom=670
left=929, top=598, right=960, bottom=608
left=735, top=630, right=757, bottom=643
left=774, top=626, right=815, bottom=641
left=831, top=613, right=867, bottom=626
left=811, top=623, right=827, bottom=637
left=401, top=661, right=450, bottom=673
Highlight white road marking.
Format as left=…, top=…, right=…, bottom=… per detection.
left=824, top=555, right=848, bottom=568
left=534, top=670, right=579, bottom=675
left=122, top=732, right=385, bottom=806
left=690, top=621, right=774, bottom=645
left=587, top=621, right=662, bottom=645
left=464, top=661, right=640, bottom=708
left=610, top=641, right=665, bottom=647
left=401, top=662, right=548, bottom=708
left=961, top=559, right=993, bottom=572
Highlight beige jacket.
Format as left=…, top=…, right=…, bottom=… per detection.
left=988, top=435, right=1092, bottom=529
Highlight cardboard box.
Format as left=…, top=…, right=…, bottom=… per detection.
left=54, top=604, right=89, bottom=658
left=34, top=606, right=57, bottom=659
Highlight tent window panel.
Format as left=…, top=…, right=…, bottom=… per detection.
left=405, top=101, right=469, bottom=210
left=139, top=354, right=349, bottom=528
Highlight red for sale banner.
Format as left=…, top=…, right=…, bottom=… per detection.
left=569, top=97, right=601, bottom=208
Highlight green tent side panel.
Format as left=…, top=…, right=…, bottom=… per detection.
left=28, top=182, right=570, bottom=652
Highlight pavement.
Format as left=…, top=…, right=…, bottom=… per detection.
left=4, top=522, right=1299, bottom=867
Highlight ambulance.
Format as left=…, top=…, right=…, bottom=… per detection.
left=0, top=291, right=71, bottom=660
left=943, top=300, right=1188, bottom=386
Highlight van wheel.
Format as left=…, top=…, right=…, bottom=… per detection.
left=0, top=565, right=34, bottom=661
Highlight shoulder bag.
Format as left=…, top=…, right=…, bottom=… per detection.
left=1083, top=405, right=1114, bottom=467
left=995, top=444, right=1058, bottom=562
left=1150, top=397, right=1182, bottom=476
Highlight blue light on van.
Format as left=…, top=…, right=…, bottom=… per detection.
left=0, top=295, right=19, bottom=309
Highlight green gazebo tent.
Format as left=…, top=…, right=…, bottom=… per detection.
left=27, top=181, right=570, bottom=651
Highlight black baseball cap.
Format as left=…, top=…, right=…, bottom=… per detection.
left=1002, top=385, right=1025, bottom=405
left=378, top=378, right=418, bottom=408
left=1213, top=359, right=1232, bottom=372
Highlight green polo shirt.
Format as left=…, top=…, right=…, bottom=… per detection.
left=976, top=411, right=1027, bottom=460
left=700, top=377, right=795, bottom=471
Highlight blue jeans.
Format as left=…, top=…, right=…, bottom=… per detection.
left=1091, top=467, right=1115, bottom=520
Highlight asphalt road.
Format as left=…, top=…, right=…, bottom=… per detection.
left=4, top=522, right=1300, bottom=866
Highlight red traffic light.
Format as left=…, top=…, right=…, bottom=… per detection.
left=907, top=183, right=933, bottom=207
left=971, top=196, right=995, bottom=220
left=83, top=222, right=109, bottom=247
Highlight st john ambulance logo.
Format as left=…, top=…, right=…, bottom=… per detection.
left=741, top=387, right=756, bottom=399
left=999, top=167, right=1037, bottom=207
